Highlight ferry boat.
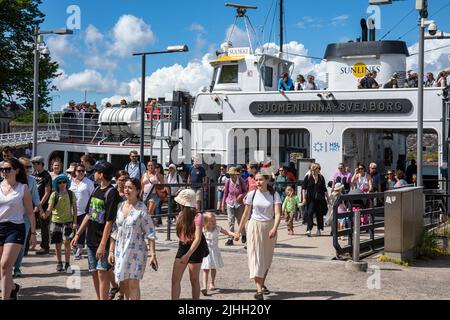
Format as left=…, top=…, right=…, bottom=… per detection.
left=34, top=3, right=448, bottom=189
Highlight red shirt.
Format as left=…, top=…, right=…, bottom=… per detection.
left=247, top=176, right=257, bottom=191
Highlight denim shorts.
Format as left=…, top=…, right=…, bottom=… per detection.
left=217, top=190, right=224, bottom=200
left=0, top=222, right=25, bottom=246
left=87, top=245, right=111, bottom=272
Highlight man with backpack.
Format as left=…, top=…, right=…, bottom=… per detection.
left=71, top=160, right=121, bottom=300
left=124, top=150, right=146, bottom=180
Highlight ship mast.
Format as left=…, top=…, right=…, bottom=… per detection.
left=280, top=0, right=283, bottom=53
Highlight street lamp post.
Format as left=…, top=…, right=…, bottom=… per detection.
left=132, top=45, right=189, bottom=164
left=33, top=27, right=73, bottom=157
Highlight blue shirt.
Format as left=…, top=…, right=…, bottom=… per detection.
left=189, top=166, right=206, bottom=186
left=125, top=161, right=147, bottom=180
left=28, top=175, right=41, bottom=207
left=278, top=77, right=294, bottom=91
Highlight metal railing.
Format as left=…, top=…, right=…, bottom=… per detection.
left=332, top=192, right=385, bottom=260
left=0, top=130, right=59, bottom=147
left=46, top=108, right=174, bottom=144
left=424, top=189, right=449, bottom=230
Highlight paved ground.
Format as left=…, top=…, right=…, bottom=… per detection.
left=13, top=215, right=450, bottom=300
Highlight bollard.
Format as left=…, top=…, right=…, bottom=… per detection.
left=353, top=210, right=360, bottom=262
left=345, top=209, right=367, bottom=272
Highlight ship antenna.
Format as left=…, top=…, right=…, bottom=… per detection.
left=280, top=0, right=283, bottom=53
left=225, top=3, right=258, bottom=53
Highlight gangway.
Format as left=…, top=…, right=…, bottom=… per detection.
left=0, top=131, right=59, bottom=147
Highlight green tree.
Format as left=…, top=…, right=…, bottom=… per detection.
left=0, top=0, right=60, bottom=110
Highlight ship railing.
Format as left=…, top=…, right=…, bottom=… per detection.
left=47, top=109, right=174, bottom=144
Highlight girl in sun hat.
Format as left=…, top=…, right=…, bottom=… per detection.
left=171, top=189, right=209, bottom=300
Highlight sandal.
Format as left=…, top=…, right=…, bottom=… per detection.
left=262, top=285, right=270, bottom=295
left=201, top=289, right=208, bottom=296
left=108, top=287, right=120, bottom=300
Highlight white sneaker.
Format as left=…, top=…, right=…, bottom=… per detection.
left=305, top=230, right=311, bottom=237
left=316, top=230, right=321, bottom=237
left=74, top=248, right=83, bottom=260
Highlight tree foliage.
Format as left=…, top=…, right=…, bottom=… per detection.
left=0, top=0, right=60, bottom=110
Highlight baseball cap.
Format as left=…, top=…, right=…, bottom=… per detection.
left=31, top=155, right=45, bottom=164
left=93, top=160, right=113, bottom=175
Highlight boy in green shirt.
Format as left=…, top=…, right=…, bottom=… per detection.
left=46, top=174, right=77, bottom=273
left=282, top=186, right=300, bottom=235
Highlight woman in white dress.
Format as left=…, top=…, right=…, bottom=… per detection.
left=108, top=178, right=158, bottom=300
left=200, top=212, right=235, bottom=296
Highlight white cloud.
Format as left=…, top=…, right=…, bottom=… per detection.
left=190, top=23, right=205, bottom=33
left=53, top=69, right=118, bottom=93
left=110, top=15, right=156, bottom=57
left=225, top=25, right=253, bottom=48
left=84, top=55, right=118, bottom=70
left=46, top=36, right=76, bottom=65
left=190, top=23, right=207, bottom=52
left=85, top=24, right=104, bottom=47
left=332, top=15, right=349, bottom=22
left=102, top=54, right=214, bottom=103
left=407, top=39, right=450, bottom=76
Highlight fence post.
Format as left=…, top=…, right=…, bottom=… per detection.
left=167, top=186, right=172, bottom=241
left=353, top=210, right=361, bottom=262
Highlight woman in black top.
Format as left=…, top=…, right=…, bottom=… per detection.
left=301, top=163, right=329, bottom=237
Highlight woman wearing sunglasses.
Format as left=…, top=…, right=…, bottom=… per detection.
left=69, top=163, right=95, bottom=260
left=351, top=164, right=372, bottom=193
left=0, top=158, right=36, bottom=300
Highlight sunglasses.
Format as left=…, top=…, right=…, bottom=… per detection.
left=388, top=173, right=394, bottom=175
left=76, top=170, right=85, bottom=173
left=131, top=155, right=138, bottom=158
left=57, top=181, right=67, bottom=185
left=358, top=167, right=364, bottom=170
left=0, top=167, right=12, bottom=173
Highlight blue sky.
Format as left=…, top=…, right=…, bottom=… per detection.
left=39, top=0, right=450, bottom=110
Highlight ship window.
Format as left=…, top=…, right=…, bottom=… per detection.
left=218, top=64, right=238, bottom=84
left=261, top=66, right=273, bottom=87
left=210, top=67, right=219, bottom=91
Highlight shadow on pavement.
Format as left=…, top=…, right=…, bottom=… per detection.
left=275, top=243, right=317, bottom=249
left=267, top=290, right=354, bottom=300
left=22, top=260, right=59, bottom=267
left=409, top=256, right=450, bottom=268
left=19, top=285, right=81, bottom=300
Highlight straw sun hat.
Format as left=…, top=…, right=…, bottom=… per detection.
left=174, top=189, right=196, bottom=208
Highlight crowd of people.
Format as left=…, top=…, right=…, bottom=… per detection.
left=276, top=67, right=449, bottom=92
left=0, top=145, right=418, bottom=300
left=358, top=68, right=449, bottom=89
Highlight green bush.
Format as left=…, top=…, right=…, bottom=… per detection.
left=13, top=111, right=61, bottom=123
left=414, top=230, right=445, bottom=259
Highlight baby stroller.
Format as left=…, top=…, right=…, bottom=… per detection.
left=348, top=189, right=370, bottom=226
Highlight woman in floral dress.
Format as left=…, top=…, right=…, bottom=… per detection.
left=108, top=178, right=158, bottom=300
